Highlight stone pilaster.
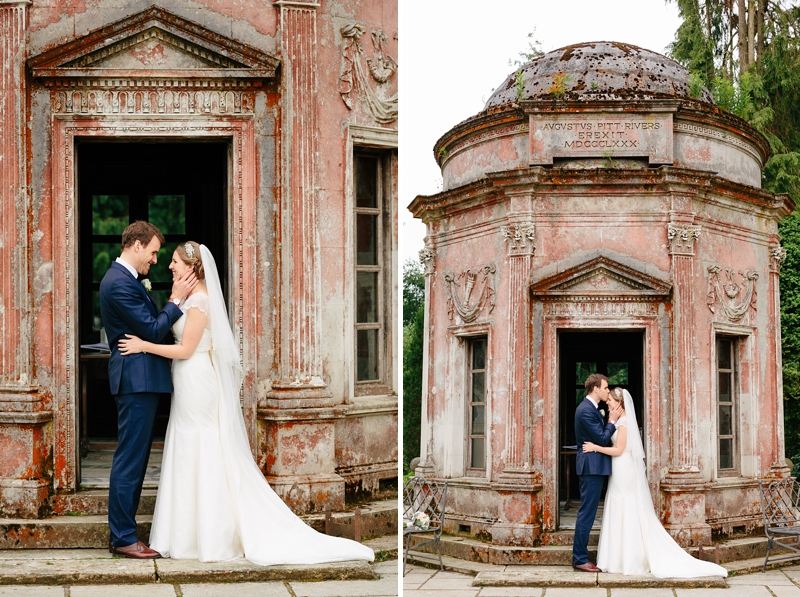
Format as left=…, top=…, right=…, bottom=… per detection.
left=662, top=215, right=710, bottom=545
left=414, top=243, right=436, bottom=478
left=266, top=0, right=332, bottom=408
left=767, top=243, right=790, bottom=478
left=0, top=1, right=49, bottom=519
left=491, top=221, right=542, bottom=546
left=0, top=0, right=33, bottom=393
left=262, top=0, right=342, bottom=514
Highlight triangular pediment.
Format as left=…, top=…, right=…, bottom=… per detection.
left=532, top=256, right=672, bottom=297
left=29, top=6, right=278, bottom=79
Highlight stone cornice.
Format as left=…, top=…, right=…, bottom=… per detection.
left=408, top=165, right=793, bottom=222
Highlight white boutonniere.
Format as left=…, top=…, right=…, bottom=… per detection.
left=599, top=408, right=606, bottom=418
left=141, top=279, right=152, bottom=292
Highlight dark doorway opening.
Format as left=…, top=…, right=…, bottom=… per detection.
left=76, top=141, right=228, bottom=482
left=558, top=330, right=644, bottom=524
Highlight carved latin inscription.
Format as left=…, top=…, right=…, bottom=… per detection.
left=444, top=264, right=496, bottom=323
left=529, top=112, right=673, bottom=165
left=51, top=90, right=254, bottom=115
left=543, top=300, right=658, bottom=317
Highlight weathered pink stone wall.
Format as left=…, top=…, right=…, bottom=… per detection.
left=0, top=0, right=397, bottom=523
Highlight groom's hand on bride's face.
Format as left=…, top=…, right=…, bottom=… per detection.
left=609, top=401, right=623, bottom=422
left=172, top=270, right=199, bottom=300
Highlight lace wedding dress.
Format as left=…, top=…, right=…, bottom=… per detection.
left=596, top=391, right=727, bottom=578
left=149, top=247, right=374, bottom=565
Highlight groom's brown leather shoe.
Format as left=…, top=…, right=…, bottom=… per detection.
left=573, top=562, right=601, bottom=572
left=110, top=540, right=161, bottom=559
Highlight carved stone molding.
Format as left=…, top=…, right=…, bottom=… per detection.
left=542, top=300, right=659, bottom=317
left=770, top=245, right=788, bottom=274
left=339, top=21, right=397, bottom=124
left=444, top=264, right=496, bottom=323
left=419, top=248, right=435, bottom=276
left=501, top=224, right=535, bottom=256
left=667, top=223, right=701, bottom=256
left=51, top=89, right=255, bottom=115
left=706, top=265, right=758, bottom=323
left=51, top=117, right=258, bottom=490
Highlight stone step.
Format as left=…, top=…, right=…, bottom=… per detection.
left=51, top=489, right=158, bottom=516
left=0, top=548, right=378, bottom=585
left=409, top=532, right=799, bottom=566
left=1, top=499, right=398, bottom=549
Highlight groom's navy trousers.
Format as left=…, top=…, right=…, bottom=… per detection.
left=99, top=262, right=183, bottom=548
left=572, top=397, right=617, bottom=566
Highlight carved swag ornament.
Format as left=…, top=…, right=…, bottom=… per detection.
left=706, top=265, right=758, bottom=322
left=444, top=264, right=496, bottom=323
left=339, top=22, right=398, bottom=124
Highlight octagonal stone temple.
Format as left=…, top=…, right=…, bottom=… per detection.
left=409, top=41, right=795, bottom=550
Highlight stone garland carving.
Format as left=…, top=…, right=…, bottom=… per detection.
left=51, top=89, right=254, bottom=115
left=667, top=223, right=701, bottom=255
left=706, top=265, right=758, bottom=322
left=339, top=22, right=397, bottom=124
left=501, top=225, right=535, bottom=255
left=419, top=247, right=435, bottom=276
left=444, top=264, right=496, bottom=323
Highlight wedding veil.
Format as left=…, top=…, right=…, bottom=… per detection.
left=199, top=245, right=250, bottom=492
left=620, top=388, right=644, bottom=463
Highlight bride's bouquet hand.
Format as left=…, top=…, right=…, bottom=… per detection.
left=583, top=442, right=597, bottom=453
left=119, top=334, right=145, bottom=355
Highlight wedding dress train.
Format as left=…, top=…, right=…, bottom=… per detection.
left=596, top=392, right=726, bottom=578
left=149, top=248, right=373, bottom=565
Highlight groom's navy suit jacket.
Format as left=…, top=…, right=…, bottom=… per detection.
left=574, top=397, right=616, bottom=476
left=98, top=262, right=183, bottom=395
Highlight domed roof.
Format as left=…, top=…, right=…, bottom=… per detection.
left=484, top=41, right=714, bottom=108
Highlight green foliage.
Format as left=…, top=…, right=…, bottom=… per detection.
left=781, top=210, right=800, bottom=467
left=514, top=70, right=525, bottom=102
left=403, top=259, right=425, bottom=327
left=667, top=0, right=715, bottom=82
left=403, top=306, right=424, bottom=474
left=403, top=258, right=425, bottom=474
left=550, top=73, right=572, bottom=100
left=508, top=30, right=544, bottom=68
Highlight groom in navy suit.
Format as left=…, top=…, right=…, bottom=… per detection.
left=572, top=373, right=622, bottom=572
left=99, top=221, right=196, bottom=559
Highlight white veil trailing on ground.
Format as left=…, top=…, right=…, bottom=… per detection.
left=198, top=245, right=374, bottom=565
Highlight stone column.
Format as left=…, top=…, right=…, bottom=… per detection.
left=767, top=243, right=790, bottom=478
left=0, top=0, right=50, bottom=518
left=261, top=0, right=342, bottom=514
left=491, top=221, right=542, bottom=546
left=662, top=215, right=710, bottom=545
left=413, top=244, right=436, bottom=479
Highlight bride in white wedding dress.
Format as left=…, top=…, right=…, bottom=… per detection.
left=118, top=242, right=374, bottom=565
left=582, top=388, right=726, bottom=578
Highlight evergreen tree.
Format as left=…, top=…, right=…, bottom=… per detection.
left=403, top=259, right=425, bottom=473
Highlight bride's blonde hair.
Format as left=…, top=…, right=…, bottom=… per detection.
left=176, top=241, right=205, bottom=280
left=609, top=387, right=625, bottom=409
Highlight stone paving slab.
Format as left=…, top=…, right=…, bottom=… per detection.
left=674, top=588, right=773, bottom=597
left=290, top=575, right=398, bottom=596
left=0, top=557, right=156, bottom=585
left=473, top=569, right=597, bottom=588
left=181, top=582, right=292, bottom=596
left=0, top=589, right=64, bottom=596
left=598, top=571, right=726, bottom=588
left=476, top=588, right=544, bottom=596
left=155, top=557, right=377, bottom=583
left=70, top=586, right=174, bottom=597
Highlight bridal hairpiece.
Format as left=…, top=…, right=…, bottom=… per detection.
left=184, top=242, right=195, bottom=258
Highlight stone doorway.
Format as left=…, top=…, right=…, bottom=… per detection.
left=557, top=329, right=644, bottom=528
left=76, top=140, right=228, bottom=486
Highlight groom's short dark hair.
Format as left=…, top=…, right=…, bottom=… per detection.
left=121, top=221, right=165, bottom=250
left=585, top=373, right=608, bottom=394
